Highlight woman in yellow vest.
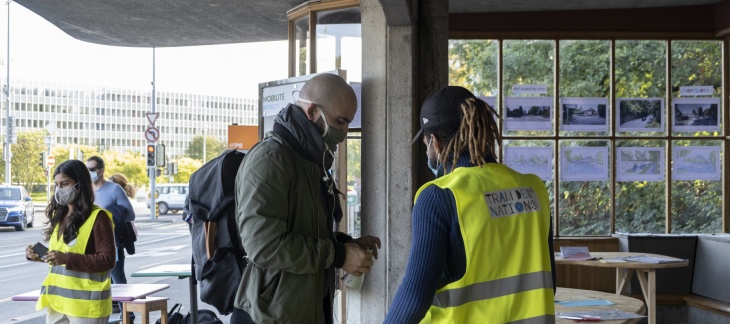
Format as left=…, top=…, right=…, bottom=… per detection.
left=385, top=86, right=557, bottom=324
left=26, top=159, right=116, bottom=323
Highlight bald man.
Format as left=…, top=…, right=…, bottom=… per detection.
left=233, top=73, right=381, bottom=324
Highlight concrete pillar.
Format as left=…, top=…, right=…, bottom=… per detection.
left=352, top=0, right=448, bottom=322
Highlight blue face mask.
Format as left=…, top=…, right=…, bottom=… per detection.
left=427, top=138, right=440, bottom=176
left=90, top=171, right=99, bottom=182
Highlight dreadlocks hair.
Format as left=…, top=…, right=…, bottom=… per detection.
left=426, top=97, right=502, bottom=173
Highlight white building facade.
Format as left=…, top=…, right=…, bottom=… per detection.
left=1, top=79, right=258, bottom=158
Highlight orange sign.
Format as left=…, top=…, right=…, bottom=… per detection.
left=227, top=125, right=258, bottom=150
left=47, top=155, right=55, bottom=167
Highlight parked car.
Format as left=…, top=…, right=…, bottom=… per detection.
left=0, top=186, right=35, bottom=231
left=147, top=183, right=188, bottom=215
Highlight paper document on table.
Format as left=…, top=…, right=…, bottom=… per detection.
left=558, top=310, right=645, bottom=320
left=560, top=246, right=593, bottom=260
left=622, top=255, right=687, bottom=264
left=599, top=258, right=628, bottom=263
left=555, top=299, right=616, bottom=306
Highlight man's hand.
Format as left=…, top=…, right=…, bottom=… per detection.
left=342, top=243, right=374, bottom=277
left=351, top=235, right=382, bottom=259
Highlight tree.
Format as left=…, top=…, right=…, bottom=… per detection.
left=100, top=150, right=148, bottom=188
left=185, top=135, right=227, bottom=162
left=172, top=157, right=202, bottom=183
left=11, top=131, right=46, bottom=192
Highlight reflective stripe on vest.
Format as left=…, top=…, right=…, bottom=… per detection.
left=50, top=265, right=110, bottom=282
left=36, top=206, right=113, bottom=318
left=433, top=271, right=553, bottom=308
left=416, top=164, right=554, bottom=323
left=40, top=285, right=111, bottom=301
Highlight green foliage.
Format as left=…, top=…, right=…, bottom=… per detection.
left=449, top=39, right=723, bottom=235
left=347, top=138, right=361, bottom=185
left=11, top=131, right=46, bottom=192
left=185, top=135, right=227, bottom=162
left=186, top=135, right=227, bottom=162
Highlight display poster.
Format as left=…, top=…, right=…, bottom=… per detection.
left=504, top=97, right=553, bottom=131
left=261, top=82, right=306, bottom=117
left=616, top=147, right=664, bottom=182
left=560, top=97, right=609, bottom=132
left=504, top=147, right=553, bottom=181
left=672, top=98, right=720, bottom=132
left=560, top=147, right=609, bottom=181
left=673, top=146, right=721, bottom=181
left=616, top=98, right=664, bottom=132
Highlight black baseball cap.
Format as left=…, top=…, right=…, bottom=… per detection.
left=412, top=86, right=475, bottom=144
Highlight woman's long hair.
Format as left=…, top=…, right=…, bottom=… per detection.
left=108, top=173, right=136, bottom=198
left=426, top=97, right=502, bottom=173
left=44, top=160, right=96, bottom=243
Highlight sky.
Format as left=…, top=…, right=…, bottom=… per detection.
left=0, top=3, right=289, bottom=99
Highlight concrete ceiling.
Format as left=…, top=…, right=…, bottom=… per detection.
left=15, top=0, right=725, bottom=48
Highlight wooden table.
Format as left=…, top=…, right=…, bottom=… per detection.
left=132, top=264, right=198, bottom=324
left=555, top=252, right=688, bottom=324
left=555, top=287, right=645, bottom=323
left=12, top=284, right=170, bottom=324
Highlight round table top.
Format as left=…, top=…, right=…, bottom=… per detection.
left=555, top=252, right=689, bottom=269
left=555, top=287, right=646, bottom=324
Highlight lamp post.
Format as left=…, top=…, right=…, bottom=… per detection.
left=4, top=0, right=11, bottom=185
left=202, top=125, right=207, bottom=164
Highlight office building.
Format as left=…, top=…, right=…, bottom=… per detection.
left=1, top=78, right=257, bottom=157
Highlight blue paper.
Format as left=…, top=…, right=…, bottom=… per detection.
left=555, top=299, right=616, bottom=306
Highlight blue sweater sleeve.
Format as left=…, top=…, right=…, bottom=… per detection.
left=384, top=185, right=452, bottom=324
left=113, top=185, right=136, bottom=222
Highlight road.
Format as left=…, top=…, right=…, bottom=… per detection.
left=0, top=202, right=233, bottom=324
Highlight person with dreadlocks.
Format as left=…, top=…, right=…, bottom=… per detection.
left=384, top=86, right=556, bottom=323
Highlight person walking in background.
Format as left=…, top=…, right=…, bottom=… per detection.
left=26, top=159, right=116, bottom=323
left=384, top=86, right=556, bottom=323
left=108, top=173, right=138, bottom=256
left=85, top=156, right=136, bottom=316
left=233, top=73, right=381, bottom=323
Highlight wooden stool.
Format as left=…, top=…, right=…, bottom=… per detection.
left=122, top=296, right=169, bottom=324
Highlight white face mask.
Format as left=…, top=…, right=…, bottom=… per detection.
left=90, top=171, right=99, bottom=182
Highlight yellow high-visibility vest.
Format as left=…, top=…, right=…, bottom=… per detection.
left=417, top=164, right=555, bottom=324
left=37, top=206, right=113, bottom=318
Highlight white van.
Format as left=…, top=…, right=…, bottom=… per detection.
left=147, top=183, right=189, bottom=214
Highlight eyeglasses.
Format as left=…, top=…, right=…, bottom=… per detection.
left=88, top=167, right=102, bottom=172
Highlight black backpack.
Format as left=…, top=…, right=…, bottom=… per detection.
left=188, top=148, right=246, bottom=315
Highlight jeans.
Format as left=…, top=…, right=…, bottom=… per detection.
left=111, top=246, right=127, bottom=284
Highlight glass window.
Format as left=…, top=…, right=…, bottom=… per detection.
left=316, top=7, right=361, bottom=80
left=294, top=16, right=310, bottom=76
left=449, top=38, right=726, bottom=235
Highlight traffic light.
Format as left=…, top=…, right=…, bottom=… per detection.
left=146, top=145, right=156, bottom=167
left=39, top=152, right=47, bottom=167
left=156, top=144, right=166, bottom=167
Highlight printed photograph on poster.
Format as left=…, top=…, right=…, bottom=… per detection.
left=504, top=97, right=553, bottom=131
left=560, top=147, right=609, bottom=181
left=672, top=98, right=720, bottom=132
left=617, top=98, right=663, bottom=132
left=504, top=147, right=553, bottom=181
left=673, top=146, right=721, bottom=181
left=616, top=147, right=664, bottom=182
left=561, top=97, right=609, bottom=132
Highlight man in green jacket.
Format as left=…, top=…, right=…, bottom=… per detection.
left=233, top=73, right=381, bottom=324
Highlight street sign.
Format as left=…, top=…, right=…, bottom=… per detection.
left=145, top=127, right=160, bottom=142
left=47, top=155, right=55, bottom=167
left=146, top=112, right=159, bottom=126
